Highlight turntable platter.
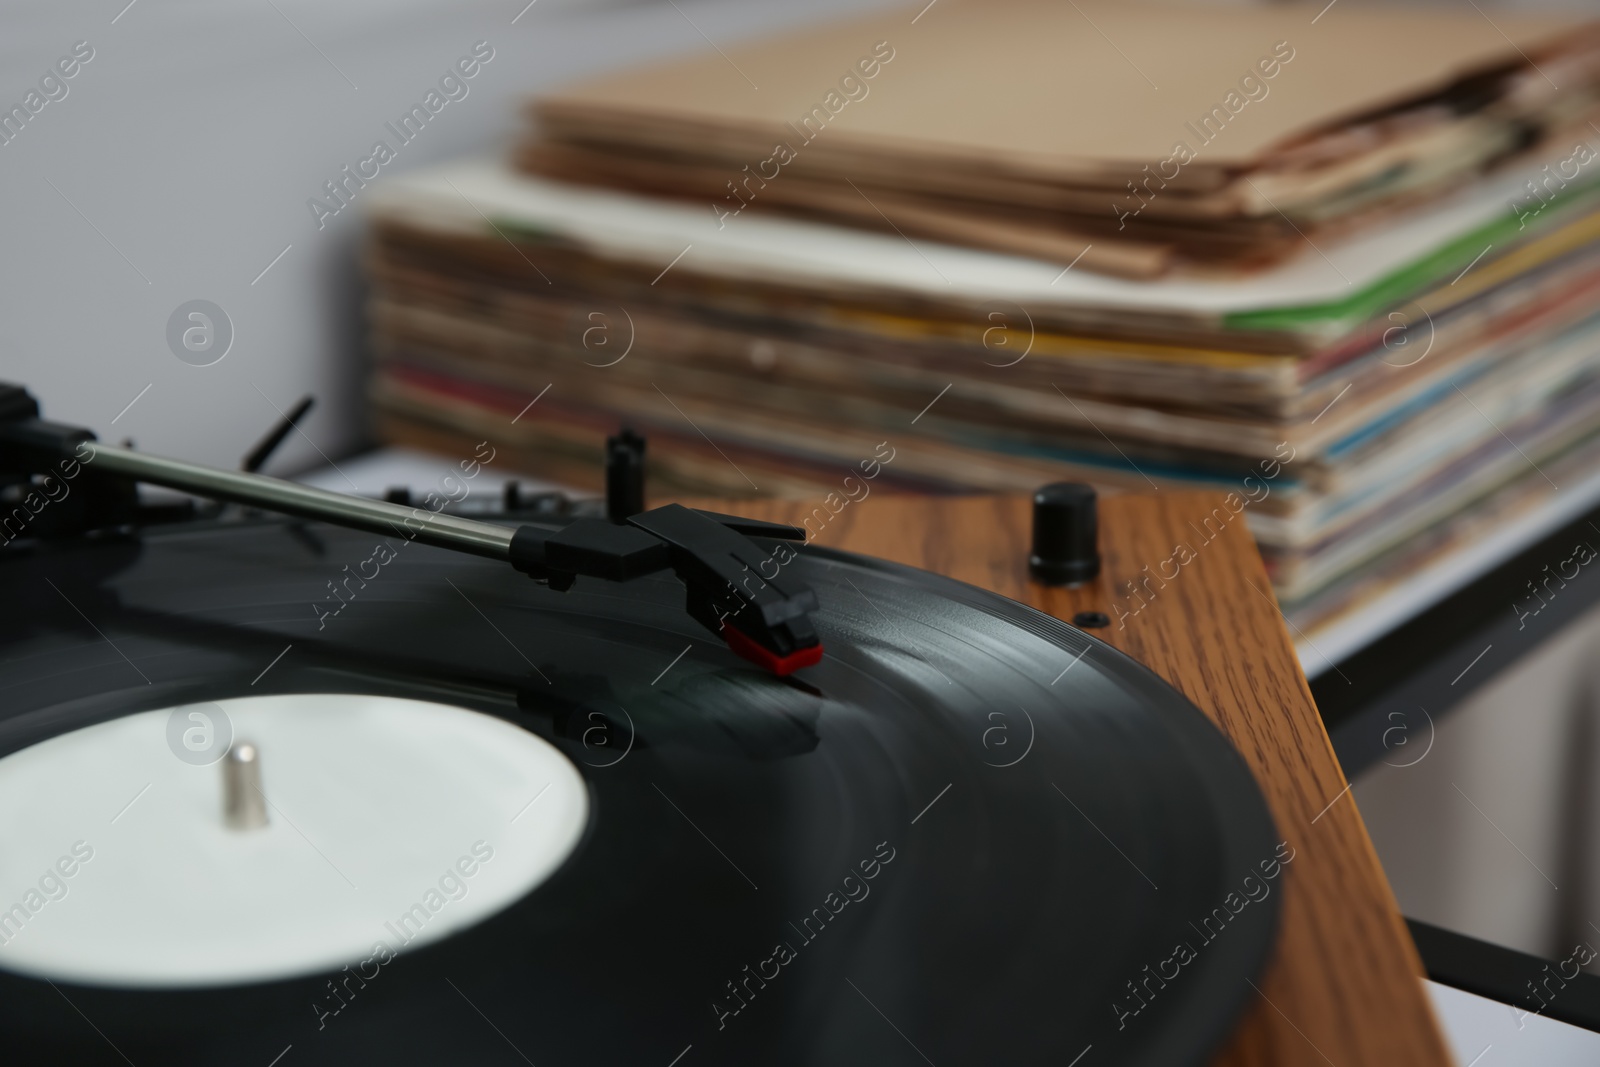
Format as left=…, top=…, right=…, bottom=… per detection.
left=0, top=517, right=1279, bottom=1066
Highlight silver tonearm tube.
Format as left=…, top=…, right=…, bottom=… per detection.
left=79, top=440, right=520, bottom=559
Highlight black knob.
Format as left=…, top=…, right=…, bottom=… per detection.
left=605, top=429, right=647, bottom=523
left=1030, top=482, right=1100, bottom=586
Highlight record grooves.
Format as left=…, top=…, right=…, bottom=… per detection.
left=0, top=512, right=1279, bottom=1067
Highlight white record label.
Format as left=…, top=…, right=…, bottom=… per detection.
left=0, top=693, right=589, bottom=987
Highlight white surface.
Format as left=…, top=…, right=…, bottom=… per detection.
left=1429, top=979, right=1600, bottom=1066
left=0, top=694, right=588, bottom=987
left=295, top=444, right=571, bottom=501
left=371, top=154, right=1569, bottom=317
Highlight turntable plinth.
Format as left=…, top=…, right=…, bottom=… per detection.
left=689, top=491, right=1452, bottom=1067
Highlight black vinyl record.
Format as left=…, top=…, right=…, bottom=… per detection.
left=0, top=514, right=1280, bottom=1066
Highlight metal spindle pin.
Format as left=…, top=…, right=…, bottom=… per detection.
left=223, top=742, right=269, bottom=831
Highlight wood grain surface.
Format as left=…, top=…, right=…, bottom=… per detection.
left=685, top=490, right=1453, bottom=1067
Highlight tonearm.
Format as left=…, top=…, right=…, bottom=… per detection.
left=0, top=383, right=822, bottom=676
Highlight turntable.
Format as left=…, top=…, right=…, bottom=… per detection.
left=0, top=384, right=1447, bottom=1064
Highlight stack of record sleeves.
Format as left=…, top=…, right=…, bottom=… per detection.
left=360, top=0, right=1600, bottom=651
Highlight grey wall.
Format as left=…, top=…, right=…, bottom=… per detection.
left=0, top=0, right=894, bottom=474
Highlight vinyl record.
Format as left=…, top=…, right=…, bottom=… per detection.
left=0, top=513, right=1280, bottom=1066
